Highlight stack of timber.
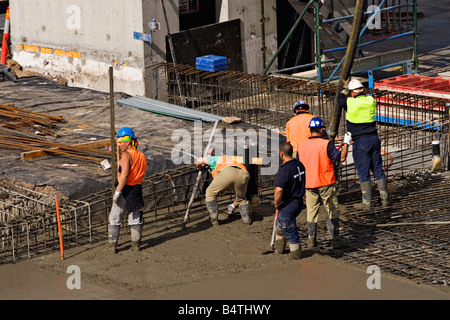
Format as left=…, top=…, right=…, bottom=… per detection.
left=0, top=103, right=111, bottom=162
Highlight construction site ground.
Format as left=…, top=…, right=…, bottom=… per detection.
left=1, top=1, right=450, bottom=304
left=1, top=201, right=449, bottom=301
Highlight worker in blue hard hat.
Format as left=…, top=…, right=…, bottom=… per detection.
left=285, top=99, right=315, bottom=158
left=107, top=127, right=147, bottom=253
left=337, top=78, right=392, bottom=210
left=297, top=117, right=351, bottom=250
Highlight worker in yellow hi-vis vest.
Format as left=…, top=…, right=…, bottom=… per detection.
left=196, top=155, right=251, bottom=226
left=337, top=79, right=392, bottom=210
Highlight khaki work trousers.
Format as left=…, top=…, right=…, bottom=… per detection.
left=206, top=166, right=250, bottom=206
left=305, top=184, right=340, bottom=223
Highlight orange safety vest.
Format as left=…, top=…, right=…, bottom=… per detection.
left=119, top=148, right=147, bottom=185
left=297, top=138, right=335, bottom=189
left=210, top=156, right=248, bottom=178
left=286, top=112, right=315, bottom=152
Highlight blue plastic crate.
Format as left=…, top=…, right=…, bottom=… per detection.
left=196, top=55, right=228, bottom=72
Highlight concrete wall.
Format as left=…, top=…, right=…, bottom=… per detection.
left=9, top=0, right=275, bottom=96
left=10, top=0, right=178, bottom=96
left=142, top=0, right=178, bottom=99
left=217, top=0, right=277, bottom=74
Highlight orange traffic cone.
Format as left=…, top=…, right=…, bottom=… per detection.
left=1, top=6, right=11, bottom=65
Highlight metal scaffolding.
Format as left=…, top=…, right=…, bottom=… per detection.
left=266, top=0, right=418, bottom=84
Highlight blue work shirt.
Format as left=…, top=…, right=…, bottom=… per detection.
left=275, top=159, right=306, bottom=203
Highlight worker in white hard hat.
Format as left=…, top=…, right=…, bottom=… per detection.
left=337, top=78, right=392, bottom=210
left=285, top=99, right=316, bottom=158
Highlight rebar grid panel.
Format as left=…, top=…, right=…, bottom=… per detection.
left=0, top=164, right=277, bottom=264
left=329, top=171, right=450, bottom=287
left=157, top=63, right=341, bottom=133
left=0, top=183, right=92, bottom=264
left=156, top=62, right=449, bottom=186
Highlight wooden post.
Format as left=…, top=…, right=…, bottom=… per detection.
left=55, top=195, right=64, bottom=260
left=109, top=66, right=117, bottom=196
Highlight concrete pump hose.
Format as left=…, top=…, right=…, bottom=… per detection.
left=328, top=0, right=366, bottom=142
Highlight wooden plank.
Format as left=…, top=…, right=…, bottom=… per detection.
left=0, top=140, right=103, bottom=162
left=0, top=103, right=64, bottom=122
left=19, top=138, right=111, bottom=160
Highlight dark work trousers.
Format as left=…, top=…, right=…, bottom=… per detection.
left=276, top=199, right=303, bottom=244
left=352, top=135, right=385, bottom=183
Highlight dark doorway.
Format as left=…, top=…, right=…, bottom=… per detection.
left=179, top=0, right=216, bottom=31
left=276, top=0, right=313, bottom=74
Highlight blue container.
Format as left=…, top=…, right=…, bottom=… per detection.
left=196, top=55, right=228, bottom=72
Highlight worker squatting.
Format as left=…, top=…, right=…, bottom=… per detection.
left=178, top=304, right=271, bottom=317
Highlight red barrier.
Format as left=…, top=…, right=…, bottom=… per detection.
left=1, top=6, right=10, bottom=65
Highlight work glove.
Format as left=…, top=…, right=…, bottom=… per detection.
left=343, top=78, right=350, bottom=89
left=343, top=132, right=352, bottom=145
left=341, top=78, right=350, bottom=95
left=113, top=191, right=121, bottom=203
left=227, top=204, right=236, bottom=215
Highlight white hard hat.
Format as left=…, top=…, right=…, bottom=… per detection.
left=348, top=79, right=364, bottom=91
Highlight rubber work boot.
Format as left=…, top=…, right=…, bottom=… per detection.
left=107, top=224, right=120, bottom=254
left=353, top=181, right=372, bottom=210
left=239, top=202, right=252, bottom=224
left=289, top=243, right=302, bottom=260
left=306, top=222, right=317, bottom=250
left=274, top=228, right=286, bottom=254
left=206, top=200, right=219, bottom=226
left=376, top=179, right=392, bottom=207
left=130, top=224, right=143, bottom=251
left=326, top=218, right=348, bottom=249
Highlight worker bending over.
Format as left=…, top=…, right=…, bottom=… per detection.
left=108, top=127, right=147, bottom=253
left=196, top=155, right=251, bottom=226
left=297, top=117, right=350, bottom=249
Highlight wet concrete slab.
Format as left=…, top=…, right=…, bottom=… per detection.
left=0, top=255, right=448, bottom=301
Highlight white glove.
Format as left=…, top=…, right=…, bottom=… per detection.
left=113, top=191, right=121, bottom=203
left=343, top=132, right=352, bottom=145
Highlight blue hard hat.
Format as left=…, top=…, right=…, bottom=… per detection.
left=309, top=117, right=324, bottom=128
left=117, top=127, right=136, bottom=139
left=293, top=99, right=309, bottom=113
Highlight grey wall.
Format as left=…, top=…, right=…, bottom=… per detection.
left=9, top=0, right=276, bottom=96
left=10, top=0, right=178, bottom=96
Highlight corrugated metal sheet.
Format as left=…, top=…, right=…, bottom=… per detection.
left=116, top=96, right=223, bottom=123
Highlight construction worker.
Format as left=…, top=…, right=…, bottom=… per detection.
left=297, top=117, right=351, bottom=249
left=196, top=155, right=251, bottom=226
left=273, top=142, right=306, bottom=259
left=285, top=100, right=316, bottom=158
left=108, top=127, right=147, bottom=253
left=337, top=78, right=392, bottom=210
